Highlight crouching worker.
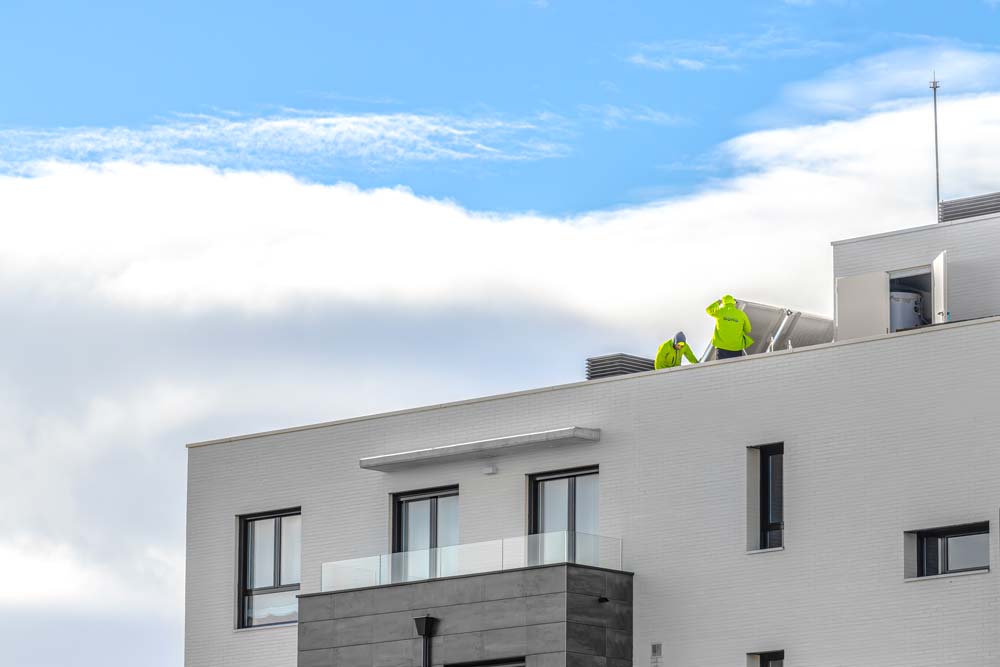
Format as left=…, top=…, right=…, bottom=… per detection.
left=706, top=295, right=753, bottom=360
left=654, top=331, right=699, bottom=370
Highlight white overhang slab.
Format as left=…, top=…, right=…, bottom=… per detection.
left=359, top=426, right=601, bottom=472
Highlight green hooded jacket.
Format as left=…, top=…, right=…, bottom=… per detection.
left=654, top=339, right=699, bottom=369
left=706, top=298, right=754, bottom=351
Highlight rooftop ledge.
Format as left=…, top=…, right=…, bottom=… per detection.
left=186, top=315, right=1000, bottom=450
left=359, top=426, right=600, bottom=472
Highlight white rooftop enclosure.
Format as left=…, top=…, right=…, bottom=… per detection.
left=833, top=209, right=1000, bottom=340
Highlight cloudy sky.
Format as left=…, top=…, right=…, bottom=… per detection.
left=2, top=1, right=1000, bottom=665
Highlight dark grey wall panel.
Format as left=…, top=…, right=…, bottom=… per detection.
left=297, top=564, right=633, bottom=667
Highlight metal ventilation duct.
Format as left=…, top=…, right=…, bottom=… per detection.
left=586, top=353, right=654, bottom=380
left=939, top=191, right=1000, bottom=223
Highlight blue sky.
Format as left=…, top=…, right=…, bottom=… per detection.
left=3, top=1, right=999, bottom=213
left=1, top=2, right=1000, bottom=667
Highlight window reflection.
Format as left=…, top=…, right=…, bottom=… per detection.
left=249, top=518, right=275, bottom=589
left=393, top=488, right=459, bottom=582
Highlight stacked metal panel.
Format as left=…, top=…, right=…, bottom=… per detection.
left=939, top=191, right=1000, bottom=223
left=586, top=353, right=655, bottom=380
left=701, top=299, right=834, bottom=362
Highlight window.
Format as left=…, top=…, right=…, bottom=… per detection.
left=748, top=651, right=784, bottom=667
left=392, top=486, right=459, bottom=581
left=748, top=444, right=783, bottom=551
left=909, top=522, right=990, bottom=577
left=528, top=467, right=599, bottom=565
left=238, top=508, right=301, bottom=628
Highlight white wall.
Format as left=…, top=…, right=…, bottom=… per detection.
left=833, top=213, right=1000, bottom=323
left=186, top=317, right=1000, bottom=667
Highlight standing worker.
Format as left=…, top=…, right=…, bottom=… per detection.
left=706, top=295, right=753, bottom=360
left=654, top=331, right=698, bottom=370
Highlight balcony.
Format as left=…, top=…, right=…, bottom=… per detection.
left=320, top=530, right=622, bottom=592
left=302, top=539, right=632, bottom=667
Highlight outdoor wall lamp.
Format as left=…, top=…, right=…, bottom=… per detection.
left=413, top=615, right=438, bottom=667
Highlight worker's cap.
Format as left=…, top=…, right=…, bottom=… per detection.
left=674, top=331, right=686, bottom=345
left=722, top=294, right=736, bottom=305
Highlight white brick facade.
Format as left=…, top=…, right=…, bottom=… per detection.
left=186, top=317, right=1000, bottom=667
left=186, top=216, right=1000, bottom=667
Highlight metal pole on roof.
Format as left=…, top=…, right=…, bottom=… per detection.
left=930, top=73, right=941, bottom=221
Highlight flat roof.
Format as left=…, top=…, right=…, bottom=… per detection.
left=186, top=315, right=1000, bottom=449
left=831, top=210, right=1000, bottom=247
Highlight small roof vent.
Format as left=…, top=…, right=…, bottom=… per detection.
left=585, top=353, right=654, bottom=380
left=939, top=191, right=1000, bottom=222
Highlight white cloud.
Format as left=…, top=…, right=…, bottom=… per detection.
left=627, top=28, right=842, bottom=72
left=579, top=104, right=686, bottom=128
left=627, top=53, right=711, bottom=72
left=4, top=93, right=1000, bottom=339
left=759, top=44, right=1000, bottom=121
left=0, top=537, right=182, bottom=616
left=0, top=111, right=569, bottom=170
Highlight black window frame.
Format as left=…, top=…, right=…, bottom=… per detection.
left=916, top=522, right=990, bottom=577
left=527, top=466, right=599, bottom=536
left=755, top=650, right=784, bottom=666
left=758, top=443, right=783, bottom=549
left=236, top=507, right=301, bottom=629
left=391, top=486, right=459, bottom=554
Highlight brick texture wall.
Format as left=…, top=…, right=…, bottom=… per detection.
left=186, top=316, right=1000, bottom=667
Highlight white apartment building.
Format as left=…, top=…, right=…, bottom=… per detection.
left=185, top=193, right=1000, bottom=667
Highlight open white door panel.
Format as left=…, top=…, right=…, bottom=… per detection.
left=835, top=271, right=889, bottom=341
left=932, top=250, right=949, bottom=324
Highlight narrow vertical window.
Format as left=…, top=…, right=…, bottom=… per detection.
left=748, top=444, right=783, bottom=551
left=392, top=487, right=459, bottom=581
left=529, top=467, right=599, bottom=565
left=760, top=444, right=784, bottom=549
left=238, top=508, right=301, bottom=628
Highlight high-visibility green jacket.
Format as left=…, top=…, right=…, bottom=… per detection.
left=706, top=300, right=754, bottom=351
left=654, top=339, right=699, bottom=369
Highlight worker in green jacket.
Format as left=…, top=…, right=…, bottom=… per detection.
left=706, top=295, right=753, bottom=360
left=654, top=331, right=699, bottom=370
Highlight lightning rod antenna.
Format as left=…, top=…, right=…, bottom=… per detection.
left=930, top=72, right=941, bottom=221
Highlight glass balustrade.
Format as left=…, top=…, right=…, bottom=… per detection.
left=320, top=531, right=622, bottom=592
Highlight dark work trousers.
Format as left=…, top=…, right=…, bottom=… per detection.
left=716, top=348, right=744, bottom=360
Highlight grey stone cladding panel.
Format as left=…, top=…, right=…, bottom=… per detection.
left=296, top=565, right=631, bottom=667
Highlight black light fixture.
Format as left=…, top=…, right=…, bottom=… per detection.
left=413, top=615, right=438, bottom=667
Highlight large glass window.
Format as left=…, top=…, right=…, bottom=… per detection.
left=759, top=444, right=783, bottom=549
left=238, top=509, right=301, bottom=628
left=917, top=523, right=989, bottom=577
left=529, top=467, right=599, bottom=565
left=392, top=487, right=459, bottom=581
